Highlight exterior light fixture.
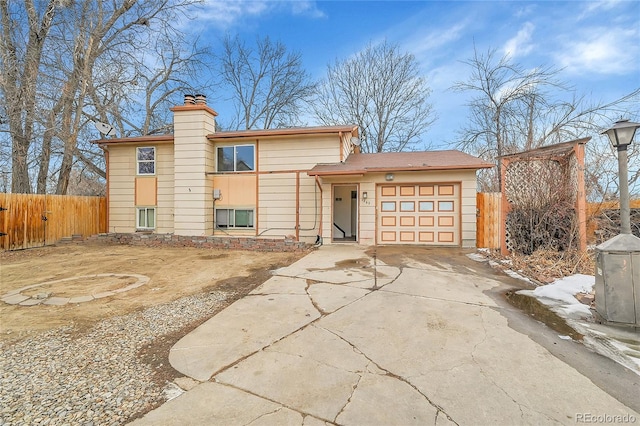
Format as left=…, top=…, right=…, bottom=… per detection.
left=601, top=119, right=640, bottom=235
left=362, top=191, right=368, bottom=200
left=385, top=173, right=394, bottom=181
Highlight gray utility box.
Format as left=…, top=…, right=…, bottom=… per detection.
left=595, top=234, right=640, bottom=326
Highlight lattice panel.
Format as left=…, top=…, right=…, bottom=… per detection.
left=505, top=159, right=564, bottom=206
left=502, top=146, right=583, bottom=254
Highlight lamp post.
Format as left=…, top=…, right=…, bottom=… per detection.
left=601, top=119, right=640, bottom=234
left=595, top=119, right=640, bottom=326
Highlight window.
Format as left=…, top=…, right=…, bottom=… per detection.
left=400, top=201, right=415, bottom=212
left=217, top=145, right=255, bottom=172
left=381, top=201, right=396, bottom=212
left=216, top=209, right=254, bottom=228
left=419, top=201, right=434, bottom=212
left=137, top=147, right=155, bottom=175
left=438, top=201, right=454, bottom=212
left=137, top=207, right=155, bottom=229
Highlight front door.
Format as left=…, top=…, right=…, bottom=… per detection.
left=332, top=184, right=358, bottom=242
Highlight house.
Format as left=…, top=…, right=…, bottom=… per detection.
left=95, top=95, right=493, bottom=247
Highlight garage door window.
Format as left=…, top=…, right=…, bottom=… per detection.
left=381, top=202, right=396, bottom=212
left=400, top=201, right=415, bottom=212
left=419, top=201, right=434, bottom=211
left=438, top=201, right=454, bottom=211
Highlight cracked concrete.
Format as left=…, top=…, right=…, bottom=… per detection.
left=132, top=245, right=639, bottom=425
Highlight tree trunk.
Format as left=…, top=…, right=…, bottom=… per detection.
left=11, top=134, right=32, bottom=193
left=36, top=107, right=59, bottom=193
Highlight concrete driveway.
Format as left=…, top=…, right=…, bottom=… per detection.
left=132, top=245, right=639, bottom=425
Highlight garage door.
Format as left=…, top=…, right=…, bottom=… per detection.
left=377, top=183, right=460, bottom=245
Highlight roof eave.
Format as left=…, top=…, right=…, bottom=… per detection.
left=91, top=135, right=175, bottom=146
left=363, top=164, right=493, bottom=173
left=207, top=125, right=358, bottom=140
left=307, top=170, right=366, bottom=177
left=309, top=163, right=494, bottom=176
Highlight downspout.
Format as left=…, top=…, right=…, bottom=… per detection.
left=255, top=138, right=260, bottom=236
left=99, top=144, right=110, bottom=233
left=315, top=175, right=323, bottom=245
left=295, top=171, right=300, bottom=241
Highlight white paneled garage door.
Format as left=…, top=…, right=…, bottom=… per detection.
left=377, top=183, right=460, bottom=245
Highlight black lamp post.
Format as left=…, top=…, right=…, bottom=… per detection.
left=601, top=119, right=640, bottom=235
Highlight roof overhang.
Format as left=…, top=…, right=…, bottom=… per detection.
left=308, top=150, right=494, bottom=177
left=498, top=137, right=591, bottom=160
left=91, top=135, right=174, bottom=147
left=207, top=125, right=358, bottom=140
left=308, top=164, right=492, bottom=177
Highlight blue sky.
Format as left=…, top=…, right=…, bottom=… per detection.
left=189, top=0, right=640, bottom=150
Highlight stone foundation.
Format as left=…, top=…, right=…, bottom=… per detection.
left=74, top=233, right=311, bottom=252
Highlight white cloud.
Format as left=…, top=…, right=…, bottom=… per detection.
left=196, top=0, right=325, bottom=30
left=577, top=0, right=622, bottom=20
left=503, top=22, right=535, bottom=58
left=513, top=4, right=537, bottom=18
left=418, top=22, right=467, bottom=53
left=196, top=1, right=271, bottom=29
left=556, top=27, right=640, bottom=75
left=402, top=21, right=469, bottom=68
left=291, top=1, right=326, bottom=19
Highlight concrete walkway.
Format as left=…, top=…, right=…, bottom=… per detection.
left=131, top=245, right=639, bottom=425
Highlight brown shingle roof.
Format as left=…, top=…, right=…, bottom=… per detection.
left=308, top=150, right=493, bottom=176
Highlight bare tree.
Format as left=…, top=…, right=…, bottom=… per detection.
left=216, top=35, right=315, bottom=130
left=1, top=0, right=59, bottom=193
left=453, top=47, right=640, bottom=191
left=312, top=40, right=436, bottom=153
left=1, top=0, right=204, bottom=194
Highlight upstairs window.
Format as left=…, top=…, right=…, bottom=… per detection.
left=217, top=145, right=255, bottom=172
left=137, top=147, right=155, bottom=175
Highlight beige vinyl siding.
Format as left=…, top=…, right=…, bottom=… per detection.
left=156, top=144, right=174, bottom=233
left=459, top=170, right=479, bottom=247
left=358, top=181, right=377, bottom=244
left=107, top=143, right=174, bottom=233
left=341, top=133, right=354, bottom=162
left=173, top=107, right=215, bottom=236
left=257, top=173, right=297, bottom=237
left=107, top=146, right=136, bottom=232
left=298, top=175, right=321, bottom=243
left=259, top=135, right=341, bottom=171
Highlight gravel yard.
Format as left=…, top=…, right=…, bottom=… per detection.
left=0, top=243, right=305, bottom=425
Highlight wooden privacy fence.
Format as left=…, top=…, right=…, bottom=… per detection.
left=476, top=192, right=501, bottom=249
left=0, top=193, right=106, bottom=251
left=476, top=193, right=640, bottom=250
left=586, top=199, right=640, bottom=243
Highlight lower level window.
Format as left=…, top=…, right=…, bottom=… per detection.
left=216, top=209, right=254, bottom=228
left=137, top=207, right=156, bottom=229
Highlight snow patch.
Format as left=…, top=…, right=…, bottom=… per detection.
left=530, top=274, right=594, bottom=305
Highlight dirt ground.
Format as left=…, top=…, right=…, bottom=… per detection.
left=0, top=242, right=306, bottom=343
